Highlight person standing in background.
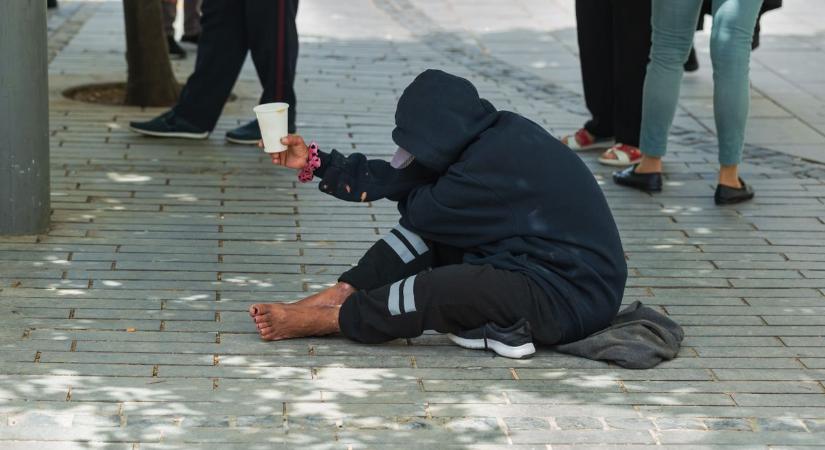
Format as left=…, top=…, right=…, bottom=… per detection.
left=613, top=0, right=765, bottom=205
left=560, top=0, right=652, bottom=168
left=684, top=0, right=782, bottom=72
left=130, top=0, right=299, bottom=145
left=161, top=0, right=202, bottom=59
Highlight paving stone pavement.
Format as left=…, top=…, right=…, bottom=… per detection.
left=2, top=0, right=825, bottom=448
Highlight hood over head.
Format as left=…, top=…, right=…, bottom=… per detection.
left=392, top=69, right=498, bottom=173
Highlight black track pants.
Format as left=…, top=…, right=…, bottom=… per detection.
left=337, top=224, right=562, bottom=345
left=173, top=0, right=298, bottom=132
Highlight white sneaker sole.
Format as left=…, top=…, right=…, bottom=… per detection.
left=129, top=126, right=209, bottom=140
left=447, top=334, right=536, bottom=359
left=225, top=136, right=262, bottom=145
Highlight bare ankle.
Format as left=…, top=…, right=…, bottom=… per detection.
left=295, top=282, right=355, bottom=307
left=328, top=282, right=355, bottom=305
left=718, top=165, right=741, bottom=188
left=635, top=157, right=662, bottom=174
left=335, top=282, right=356, bottom=296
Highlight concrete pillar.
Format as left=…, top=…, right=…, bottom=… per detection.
left=0, top=0, right=50, bottom=235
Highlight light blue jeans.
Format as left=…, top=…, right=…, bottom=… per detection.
left=640, top=0, right=764, bottom=166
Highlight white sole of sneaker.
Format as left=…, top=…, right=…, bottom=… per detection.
left=447, top=334, right=536, bottom=359
left=129, top=126, right=209, bottom=140
left=225, top=136, right=261, bottom=145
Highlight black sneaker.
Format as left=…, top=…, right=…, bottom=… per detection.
left=226, top=119, right=262, bottom=145
left=181, top=34, right=200, bottom=45
left=129, top=110, right=209, bottom=139
left=447, top=319, right=535, bottom=359
left=684, top=47, right=699, bottom=72
left=167, top=36, right=187, bottom=59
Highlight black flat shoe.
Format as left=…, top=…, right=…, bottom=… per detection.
left=684, top=47, right=699, bottom=72
left=714, top=178, right=755, bottom=205
left=167, top=36, right=187, bottom=59
left=613, top=165, right=662, bottom=193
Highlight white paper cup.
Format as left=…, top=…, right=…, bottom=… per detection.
left=253, top=102, right=289, bottom=153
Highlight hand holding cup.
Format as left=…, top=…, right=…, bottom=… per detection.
left=261, top=135, right=309, bottom=170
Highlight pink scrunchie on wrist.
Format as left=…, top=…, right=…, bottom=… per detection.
left=298, top=142, right=321, bottom=183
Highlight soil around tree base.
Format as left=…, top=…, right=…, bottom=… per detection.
left=63, top=82, right=236, bottom=106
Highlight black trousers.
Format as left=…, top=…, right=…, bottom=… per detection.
left=575, top=0, right=651, bottom=147
left=337, top=224, right=562, bottom=346
left=173, top=0, right=298, bottom=132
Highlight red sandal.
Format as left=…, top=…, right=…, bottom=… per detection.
left=561, top=128, right=615, bottom=152
left=598, top=143, right=643, bottom=167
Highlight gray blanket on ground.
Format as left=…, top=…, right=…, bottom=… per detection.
left=554, top=301, right=684, bottom=369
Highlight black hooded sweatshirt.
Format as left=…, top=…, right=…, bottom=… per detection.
left=313, top=69, right=627, bottom=343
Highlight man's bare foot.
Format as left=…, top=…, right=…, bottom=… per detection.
left=248, top=303, right=341, bottom=341
left=291, top=282, right=355, bottom=307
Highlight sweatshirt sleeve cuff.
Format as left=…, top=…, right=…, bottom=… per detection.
left=314, top=150, right=334, bottom=179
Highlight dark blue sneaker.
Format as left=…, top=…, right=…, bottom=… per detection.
left=448, top=319, right=535, bottom=359
left=226, top=119, right=262, bottom=145
left=129, top=110, right=209, bottom=139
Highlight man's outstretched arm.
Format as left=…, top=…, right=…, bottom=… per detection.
left=270, top=135, right=437, bottom=203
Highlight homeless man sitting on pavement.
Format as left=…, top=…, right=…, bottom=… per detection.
left=248, top=69, right=628, bottom=360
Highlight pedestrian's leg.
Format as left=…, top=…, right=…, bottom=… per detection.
left=575, top=0, right=615, bottom=140
left=709, top=0, right=763, bottom=187
left=183, top=0, right=202, bottom=37
left=339, top=264, right=562, bottom=346
left=611, top=0, right=651, bottom=148
left=636, top=0, right=703, bottom=174
left=160, top=0, right=177, bottom=37
left=246, top=0, right=299, bottom=132
left=172, top=0, right=248, bottom=131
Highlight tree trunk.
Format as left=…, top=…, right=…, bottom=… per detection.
left=122, top=0, right=179, bottom=106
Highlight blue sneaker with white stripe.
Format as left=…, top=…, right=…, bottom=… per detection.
left=448, top=319, right=535, bottom=359
left=129, top=110, right=208, bottom=140
left=226, top=119, right=262, bottom=145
